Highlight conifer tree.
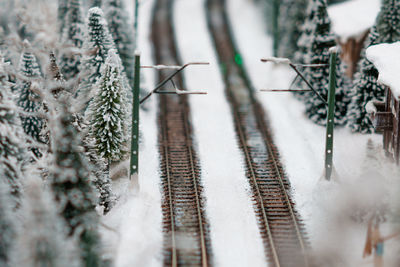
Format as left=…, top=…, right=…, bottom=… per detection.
left=0, top=179, right=16, bottom=267
left=49, top=97, right=101, bottom=266
left=90, top=0, right=102, bottom=7
left=347, top=27, right=384, bottom=133
left=104, top=0, right=135, bottom=89
left=86, top=137, right=116, bottom=214
left=303, top=0, right=350, bottom=126
left=292, top=0, right=317, bottom=100
left=15, top=42, right=44, bottom=157
left=60, top=0, right=85, bottom=80
left=278, top=0, right=308, bottom=58
left=87, top=49, right=128, bottom=168
left=12, top=177, right=80, bottom=267
left=40, top=52, right=66, bottom=148
left=376, top=0, right=400, bottom=43
left=346, top=0, right=400, bottom=132
left=58, top=0, right=70, bottom=35
left=78, top=7, right=115, bottom=109
left=0, top=53, right=26, bottom=208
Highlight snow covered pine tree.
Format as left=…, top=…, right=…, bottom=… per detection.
left=0, top=53, right=27, bottom=208
left=87, top=48, right=128, bottom=169
left=346, top=27, right=384, bottom=133
left=292, top=0, right=317, bottom=100
left=104, top=0, right=135, bottom=89
left=15, top=41, right=44, bottom=158
left=90, top=0, right=103, bottom=7
left=58, top=0, right=69, bottom=35
left=0, top=179, right=16, bottom=267
left=78, top=7, right=115, bottom=110
left=347, top=0, right=400, bottom=132
left=12, top=177, right=80, bottom=267
left=49, top=98, right=102, bottom=267
left=278, top=0, right=308, bottom=58
left=39, top=52, right=67, bottom=149
left=59, top=0, right=85, bottom=80
left=303, top=0, right=350, bottom=126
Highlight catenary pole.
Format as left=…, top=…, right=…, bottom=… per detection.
left=129, top=53, right=141, bottom=189
left=325, top=47, right=338, bottom=180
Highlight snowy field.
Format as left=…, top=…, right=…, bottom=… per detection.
left=98, top=0, right=400, bottom=266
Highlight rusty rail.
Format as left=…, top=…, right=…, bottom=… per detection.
left=151, top=0, right=212, bottom=266
left=206, top=0, right=309, bottom=266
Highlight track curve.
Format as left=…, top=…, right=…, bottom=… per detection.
left=206, top=0, right=310, bottom=266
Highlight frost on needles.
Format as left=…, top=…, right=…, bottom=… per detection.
left=347, top=0, right=400, bottom=133
left=104, top=0, right=135, bottom=89
left=0, top=179, right=16, bottom=267
left=59, top=0, right=85, bottom=81
left=87, top=48, right=128, bottom=168
left=0, top=52, right=27, bottom=209
left=49, top=98, right=102, bottom=267
left=301, top=0, right=350, bottom=126
left=14, top=41, right=44, bottom=158
left=78, top=7, right=115, bottom=110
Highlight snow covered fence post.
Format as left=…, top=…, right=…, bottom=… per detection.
left=325, top=47, right=338, bottom=181
left=129, top=52, right=140, bottom=187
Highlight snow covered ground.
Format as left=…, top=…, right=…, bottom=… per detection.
left=98, top=0, right=400, bottom=266
left=174, top=0, right=267, bottom=266
left=227, top=0, right=400, bottom=265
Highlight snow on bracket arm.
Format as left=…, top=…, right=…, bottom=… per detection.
left=139, top=62, right=210, bottom=104
left=141, top=62, right=210, bottom=70
left=261, top=57, right=291, bottom=65
left=175, top=89, right=207, bottom=95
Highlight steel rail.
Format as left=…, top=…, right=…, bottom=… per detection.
left=255, top=101, right=310, bottom=267
left=181, top=98, right=209, bottom=267
left=160, top=99, right=178, bottom=267
left=152, top=0, right=211, bottom=265
left=227, top=88, right=281, bottom=266
left=205, top=0, right=309, bottom=266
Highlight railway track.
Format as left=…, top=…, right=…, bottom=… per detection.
left=206, top=0, right=310, bottom=266
left=151, top=0, right=212, bottom=266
